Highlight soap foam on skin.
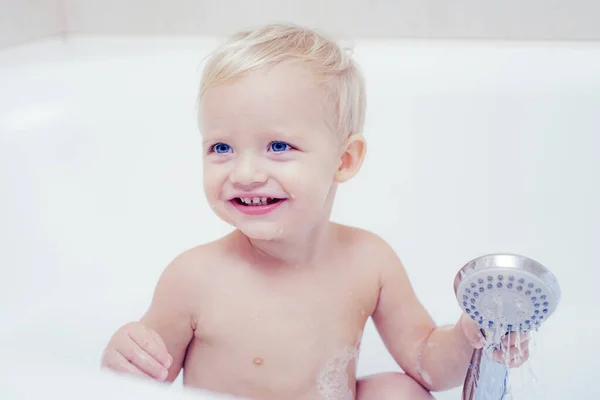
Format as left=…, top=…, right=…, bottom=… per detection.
left=316, top=332, right=363, bottom=400
left=316, top=346, right=358, bottom=400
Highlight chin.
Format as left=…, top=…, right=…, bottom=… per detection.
left=236, top=220, right=286, bottom=241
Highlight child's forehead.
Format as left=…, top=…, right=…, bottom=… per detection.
left=205, top=62, right=328, bottom=100
left=202, top=67, right=332, bottom=121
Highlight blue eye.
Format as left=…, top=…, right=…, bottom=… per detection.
left=212, top=143, right=231, bottom=153
left=269, top=141, right=291, bottom=152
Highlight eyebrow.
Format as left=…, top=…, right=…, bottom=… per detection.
left=200, top=128, right=309, bottom=146
left=263, top=127, right=307, bottom=142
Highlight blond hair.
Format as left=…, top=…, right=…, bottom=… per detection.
left=198, top=23, right=366, bottom=139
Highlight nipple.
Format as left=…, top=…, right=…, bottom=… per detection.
left=253, top=357, right=263, bottom=366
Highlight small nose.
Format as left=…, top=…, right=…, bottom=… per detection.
left=229, top=153, right=268, bottom=186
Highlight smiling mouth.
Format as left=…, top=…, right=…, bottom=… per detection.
left=233, top=197, right=284, bottom=206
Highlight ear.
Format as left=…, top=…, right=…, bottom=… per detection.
left=335, top=134, right=367, bottom=183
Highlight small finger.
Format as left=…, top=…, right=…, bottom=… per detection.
left=129, top=328, right=172, bottom=369
left=102, top=350, right=153, bottom=379
left=467, top=328, right=485, bottom=349
left=493, top=346, right=529, bottom=366
left=148, top=327, right=173, bottom=368
left=461, top=316, right=485, bottom=349
left=501, top=337, right=530, bottom=355
left=501, top=332, right=528, bottom=347
left=506, top=349, right=530, bottom=367
left=120, top=337, right=169, bottom=381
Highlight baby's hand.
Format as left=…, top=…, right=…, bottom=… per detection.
left=101, top=322, right=173, bottom=381
left=459, top=313, right=529, bottom=368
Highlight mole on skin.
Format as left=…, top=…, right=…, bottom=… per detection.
left=253, top=357, right=264, bottom=366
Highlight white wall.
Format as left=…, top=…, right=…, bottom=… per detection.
left=1, top=0, right=600, bottom=48
left=61, top=0, right=600, bottom=40
left=0, top=0, right=63, bottom=48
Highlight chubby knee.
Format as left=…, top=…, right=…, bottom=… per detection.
left=357, top=372, right=434, bottom=400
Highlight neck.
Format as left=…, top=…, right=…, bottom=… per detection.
left=238, top=221, right=334, bottom=268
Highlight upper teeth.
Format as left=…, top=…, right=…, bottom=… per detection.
left=241, top=197, right=269, bottom=205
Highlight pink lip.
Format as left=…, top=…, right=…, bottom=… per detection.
left=230, top=199, right=286, bottom=215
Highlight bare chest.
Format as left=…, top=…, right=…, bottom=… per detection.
left=184, top=263, right=379, bottom=398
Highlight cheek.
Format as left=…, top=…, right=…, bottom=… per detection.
left=273, top=156, right=337, bottom=199
left=202, top=165, right=225, bottom=199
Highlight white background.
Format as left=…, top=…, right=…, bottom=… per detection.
left=1, top=2, right=600, bottom=400
left=2, top=0, right=600, bottom=48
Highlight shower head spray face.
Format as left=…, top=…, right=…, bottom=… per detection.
left=454, top=254, right=561, bottom=341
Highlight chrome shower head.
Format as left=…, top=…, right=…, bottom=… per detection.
left=454, top=254, right=562, bottom=400
left=454, top=253, right=561, bottom=340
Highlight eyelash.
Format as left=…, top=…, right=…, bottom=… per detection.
left=207, top=141, right=295, bottom=154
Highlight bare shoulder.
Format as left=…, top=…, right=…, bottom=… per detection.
left=159, top=235, right=230, bottom=288
left=334, top=223, right=404, bottom=279
left=335, top=223, right=399, bottom=257
left=142, top=234, right=233, bottom=328
left=147, top=234, right=234, bottom=313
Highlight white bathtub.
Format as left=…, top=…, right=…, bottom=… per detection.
left=1, top=35, right=599, bottom=399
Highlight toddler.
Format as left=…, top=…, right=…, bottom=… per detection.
left=101, top=23, right=528, bottom=399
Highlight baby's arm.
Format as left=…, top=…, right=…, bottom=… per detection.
left=101, top=251, right=197, bottom=382
left=139, top=251, right=198, bottom=382
left=366, top=235, right=475, bottom=392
